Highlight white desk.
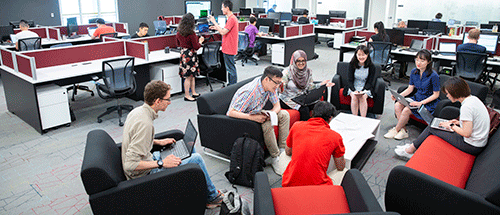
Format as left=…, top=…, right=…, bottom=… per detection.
left=0, top=33, right=130, bottom=49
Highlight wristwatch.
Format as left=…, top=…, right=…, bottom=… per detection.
left=157, top=160, right=163, bottom=168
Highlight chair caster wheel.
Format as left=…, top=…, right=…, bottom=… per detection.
left=97, top=119, right=102, bottom=123
left=119, top=122, right=124, bottom=126
left=91, top=92, right=95, bottom=96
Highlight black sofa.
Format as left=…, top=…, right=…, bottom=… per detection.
left=80, top=129, right=207, bottom=214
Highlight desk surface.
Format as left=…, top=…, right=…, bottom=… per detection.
left=314, top=25, right=363, bottom=31
left=0, top=33, right=129, bottom=49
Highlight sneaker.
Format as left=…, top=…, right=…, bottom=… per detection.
left=252, top=53, right=260, bottom=61
left=384, top=127, right=398, bottom=139
left=270, top=156, right=283, bottom=176
left=394, top=146, right=413, bottom=160
left=394, top=129, right=409, bottom=140
left=396, top=143, right=411, bottom=149
left=206, top=190, right=224, bottom=209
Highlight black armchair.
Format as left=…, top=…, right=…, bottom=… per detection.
left=95, top=57, right=136, bottom=126
left=81, top=129, right=207, bottom=214
left=236, top=32, right=258, bottom=66
left=454, top=51, right=488, bottom=83
left=331, top=62, right=385, bottom=115
left=18, top=37, right=41, bottom=51
left=200, top=41, right=226, bottom=92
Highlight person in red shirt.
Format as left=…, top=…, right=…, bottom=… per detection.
left=208, top=0, right=238, bottom=85
left=282, top=101, right=346, bottom=187
left=91, top=18, right=116, bottom=40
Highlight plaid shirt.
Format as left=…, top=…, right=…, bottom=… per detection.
left=227, top=77, right=279, bottom=115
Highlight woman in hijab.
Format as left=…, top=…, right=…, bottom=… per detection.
left=279, top=50, right=334, bottom=120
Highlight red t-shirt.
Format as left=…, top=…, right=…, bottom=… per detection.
left=221, top=14, right=238, bottom=55
left=282, top=118, right=345, bottom=187
left=93, top=25, right=116, bottom=38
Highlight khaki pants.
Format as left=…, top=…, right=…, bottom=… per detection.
left=261, top=110, right=290, bottom=157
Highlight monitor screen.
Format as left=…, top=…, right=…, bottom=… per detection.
left=197, top=23, right=209, bottom=33
left=67, top=17, right=79, bottom=36
left=292, top=8, right=307, bottom=15
left=253, top=8, right=265, bottom=15
left=329, top=11, right=346, bottom=18
left=186, top=1, right=211, bottom=19
left=268, top=12, right=280, bottom=21
left=448, top=19, right=456, bottom=25
left=199, top=10, right=208, bottom=18
left=407, top=20, right=429, bottom=30
left=463, top=32, right=499, bottom=54
left=481, top=24, right=494, bottom=30
left=489, top=21, right=500, bottom=25
left=0, top=25, right=14, bottom=43
left=439, top=42, right=456, bottom=52
left=316, top=14, right=330, bottom=25
left=256, top=18, right=275, bottom=33
left=240, top=8, right=251, bottom=16
left=280, top=12, right=292, bottom=22
left=385, top=28, right=405, bottom=46
left=427, top=21, right=447, bottom=34
left=393, top=27, right=419, bottom=34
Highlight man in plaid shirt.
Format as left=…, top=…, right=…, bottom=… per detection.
left=227, top=66, right=290, bottom=175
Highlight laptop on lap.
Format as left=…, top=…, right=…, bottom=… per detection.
left=389, top=88, right=418, bottom=110
left=417, top=105, right=454, bottom=132
left=160, top=119, right=198, bottom=160
left=291, top=85, right=327, bottom=106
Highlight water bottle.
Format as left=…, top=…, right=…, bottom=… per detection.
left=493, top=25, right=498, bottom=33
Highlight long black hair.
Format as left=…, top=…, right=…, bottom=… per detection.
left=414, top=49, right=434, bottom=77
left=374, top=21, right=388, bottom=42
left=350, top=45, right=373, bottom=69
left=178, top=13, right=195, bottom=37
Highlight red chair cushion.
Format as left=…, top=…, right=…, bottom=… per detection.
left=410, top=114, right=428, bottom=126
left=339, top=88, right=375, bottom=107
left=274, top=109, right=300, bottom=138
left=271, top=185, right=350, bottom=215
left=406, top=135, right=476, bottom=188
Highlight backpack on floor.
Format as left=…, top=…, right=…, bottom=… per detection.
left=225, top=134, right=265, bottom=187
left=219, top=190, right=251, bottom=215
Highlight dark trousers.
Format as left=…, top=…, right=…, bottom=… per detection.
left=413, top=126, right=484, bottom=156
left=280, top=100, right=312, bottom=121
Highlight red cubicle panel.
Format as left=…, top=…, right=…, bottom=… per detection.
left=344, top=30, right=356, bottom=44
left=330, top=18, right=345, bottom=23
left=346, top=20, right=354, bottom=28
left=404, top=35, right=429, bottom=46
left=115, top=23, right=127, bottom=33
left=164, top=17, right=174, bottom=25
left=301, top=24, right=314, bottom=35
left=14, top=28, right=47, bottom=38
left=23, top=41, right=125, bottom=68
left=1, top=49, right=14, bottom=69
left=292, top=16, right=299, bottom=22
left=16, top=54, right=34, bottom=78
left=259, top=14, right=267, bottom=18
left=174, top=17, right=182, bottom=24
left=125, top=41, right=147, bottom=60
left=132, top=35, right=177, bottom=52
left=274, top=24, right=280, bottom=34
left=356, top=31, right=375, bottom=40
left=424, top=38, right=434, bottom=50
left=238, top=22, right=249, bottom=32
left=285, top=26, right=300, bottom=37
left=48, top=28, right=59, bottom=40
left=355, top=19, right=362, bottom=27
left=464, top=26, right=475, bottom=34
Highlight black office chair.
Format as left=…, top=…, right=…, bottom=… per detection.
left=297, top=17, right=310, bottom=24
left=200, top=41, right=226, bottom=92
left=99, top=32, right=118, bottom=41
left=236, top=32, right=258, bottom=66
left=18, top=37, right=41, bottom=51
left=95, top=57, right=136, bottom=126
left=454, top=51, right=488, bottom=83
left=368, top=41, right=393, bottom=85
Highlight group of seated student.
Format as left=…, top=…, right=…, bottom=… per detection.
left=244, top=16, right=268, bottom=61
left=15, top=19, right=38, bottom=50
left=90, top=18, right=116, bottom=40
left=369, top=21, right=390, bottom=42
left=458, top=28, right=487, bottom=53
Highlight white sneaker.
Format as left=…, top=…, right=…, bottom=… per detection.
left=394, top=129, right=409, bottom=140
left=252, top=54, right=260, bottom=61
left=395, top=146, right=413, bottom=160
left=396, top=143, right=411, bottom=149
left=384, top=127, right=398, bottom=139
left=270, top=156, right=284, bottom=176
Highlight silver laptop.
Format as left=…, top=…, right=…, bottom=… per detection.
left=389, top=88, right=418, bottom=110
left=259, top=26, right=270, bottom=34
left=439, top=42, right=456, bottom=56
left=160, top=119, right=198, bottom=160
left=87, top=27, right=97, bottom=37
left=417, top=105, right=454, bottom=132
left=10, top=34, right=17, bottom=43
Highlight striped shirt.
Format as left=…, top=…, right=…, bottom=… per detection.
left=227, top=77, right=279, bottom=115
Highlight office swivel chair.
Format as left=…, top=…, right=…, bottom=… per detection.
left=454, top=51, right=488, bottom=83
left=236, top=32, right=258, bottom=66
left=95, top=57, right=136, bottom=126
left=200, top=41, right=226, bottom=92
left=18, top=37, right=41, bottom=51
left=368, top=41, right=393, bottom=85
left=99, top=32, right=118, bottom=41
left=153, top=20, right=168, bottom=35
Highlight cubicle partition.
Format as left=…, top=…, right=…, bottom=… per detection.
left=301, top=24, right=314, bottom=35
left=423, top=36, right=437, bottom=50
left=343, top=30, right=356, bottom=44
left=113, top=23, right=128, bottom=34
left=356, top=31, right=375, bottom=40
left=403, top=35, right=429, bottom=46
left=0, top=49, right=14, bottom=69
left=47, top=28, right=61, bottom=40
left=13, top=27, right=48, bottom=38
left=329, top=18, right=363, bottom=28
left=132, top=34, right=177, bottom=52
left=126, top=40, right=149, bottom=60
left=258, top=14, right=267, bottom=18
left=0, top=47, right=37, bottom=78
left=238, top=21, right=249, bottom=32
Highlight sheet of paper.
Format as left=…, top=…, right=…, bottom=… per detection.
left=262, top=110, right=278, bottom=126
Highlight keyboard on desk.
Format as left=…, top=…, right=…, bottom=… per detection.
left=1, top=42, right=14, bottom=46
left=68, top=35, right=82, bottom=39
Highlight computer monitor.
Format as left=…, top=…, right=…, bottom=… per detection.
left=463, top=32, right=499, bottom=54
left=199, top=10, right=208, bottom=18
left=316, top=14, right=330, bottom=25
left=439, top=42, right=456, bottom=52
left=197, top=23, right=209, bottom=33
left=394, top=27, right=419, bottom=34
left=329, top=10, right=346, bottom=18
left=292, top=8, right=307, bottom=15
left=185, top=1, right=211, bottom=19
left=385, top=28, right=405, bottom=46
left=465, top=21, right=478, bottom=26
left=427, top=21, right=447, bottom=34
left=407, top=20, right=429, bottom=30
left=0, top=25, right=14, bottom=44
left=489, top=21, right=500, bottom=25
left=239, top=8, right=251, bottom=16
left=9, top=20, right=35, bottom=28
left=268, top=12, right=280, bottom=22
left=256, top=18, right=275, bottom=33
left=66, top=17, right=79, bottom=36
left=253, top=8, right=266, bottom=16
left=481, top=24, right=494, bottom=30
left=280, top=12, right=292, bottom=22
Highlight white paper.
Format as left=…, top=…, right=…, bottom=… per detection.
left=262, top=110, right=278, bottom=126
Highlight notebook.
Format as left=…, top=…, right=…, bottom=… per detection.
left=160, top=119, right=198, bottom=160
left=417, top=105, right=454, bottom=132
left=291, top=85, right=326, bottom=106
left=389, top=88, right=418, bottom=110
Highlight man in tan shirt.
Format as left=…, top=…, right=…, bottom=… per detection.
left=121, top=80, right=223, bottom=209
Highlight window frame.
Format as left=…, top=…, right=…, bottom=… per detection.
left=58, top=0, right=119, bottom=25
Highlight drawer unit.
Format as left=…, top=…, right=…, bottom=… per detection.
left=271, top=43, right=285, bottom=66
left=37, top=84, right=71, bottom=130
left=150, top=63, right=182, bottom=94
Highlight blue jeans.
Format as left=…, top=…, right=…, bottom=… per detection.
left=223, top=53, right=237, bottom=85
left=151, top=148, right=218, bottom=202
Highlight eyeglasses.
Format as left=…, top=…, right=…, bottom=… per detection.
left=296, top=59, right=306, bottom=64
left=414, top=58, right=427, bottom=63
left=160, top=97, right=171, bottom=102
left=268, top=77, right=282, bottom=85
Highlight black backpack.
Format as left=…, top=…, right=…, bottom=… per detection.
left=225, top=134, right=265, bottom=187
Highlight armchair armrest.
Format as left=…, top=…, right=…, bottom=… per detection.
left=151, top=129, right=184, bottom=152
left=437, top=106, right=460, bottom=120
left=331, top=74, right=342, bottom=108
left=385, top=166, right=500, bottom=215
left=371, top=77, right=386, bottom=115
left=254, top=172, right=275, bottom=215
left=341, top=169, right=383, bottom=212
left=89, top=163, right=207, bottom=214
left=433, top=99, right=460, bottom=117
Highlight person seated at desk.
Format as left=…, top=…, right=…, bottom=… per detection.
left=244, top=16, right=267, bottom=60
left=345, top=45, right=377, bottom=117
left=398, top=20, right=407, bottom=28
left=280, top=50, right=334, bottom=121
left=121, top=80, right=224, bottom=209
left=267, top=4, right=277, bottom=13
left=282, top=101, right=346, bottom=187
left=457, top=29, right=487, bottom=54
left=15, top=19, right=39, bottom=50
left=395, top=77, right=489, bottom=159
left=369, top=21, right=390, bottom=42
left=384, top=49, right=440, bottom=140
left=176, top=13, right=204, bottom=102
left=433, top=13, right=443, bottom=22
left=131, top=22, right=150, bottom=39
left=91, top=18, right=116, bottom=39
left=297, top=9, right=310, bottom=24
left=227, top=66, right=290, bottom=174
